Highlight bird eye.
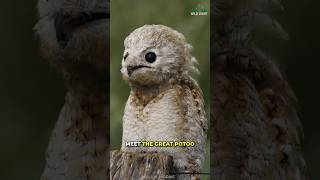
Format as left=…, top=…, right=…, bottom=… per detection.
left=123, top=52, right=129, bottom=61
left=145, top=52, right=157, bottom=63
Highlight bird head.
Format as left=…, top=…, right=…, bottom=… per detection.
left=34, top=0, right=109, bottom=67
left=121, top=25, right=198, bottom=87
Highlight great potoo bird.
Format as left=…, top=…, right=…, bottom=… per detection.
left=34, top=0, right=109, bottom=179
left=120, top=25, right=207, bottom=179
left=212, top=0, right=307, bottom=179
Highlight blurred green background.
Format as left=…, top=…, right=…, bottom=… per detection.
left=0, top=0, right=320, bottom=179
left=110, top=0, right=210, bottom=178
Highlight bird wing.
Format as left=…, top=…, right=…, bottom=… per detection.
left=176, top=77, right=208, bottom=173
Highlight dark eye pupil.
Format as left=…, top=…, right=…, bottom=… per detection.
left=145, top=52, right=157, bottom=63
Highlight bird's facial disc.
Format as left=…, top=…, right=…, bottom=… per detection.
left=121, top=25, right=192, bottom=86
left=121, top=48, right=160, bottom=86
left=121, top=44, right=182, bottom=86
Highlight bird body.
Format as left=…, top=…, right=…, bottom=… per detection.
left=121, top=77, right=204, bottom=153
left=212, top=0, right=307, bottom=179
left=120, top=25, right=207, bottom=179
left=35, top=0, right=109, bottom=179
left=40, top=91, right=108, bottom=180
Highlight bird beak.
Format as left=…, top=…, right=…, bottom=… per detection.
left=127, top=65, right=151, bottom=76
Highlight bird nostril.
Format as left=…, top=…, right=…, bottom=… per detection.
left=123, top=52, right=129, bottom=61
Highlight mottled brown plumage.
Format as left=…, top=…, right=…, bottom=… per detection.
left=34, top=0, right=109, bottom=179
left=212, top=0, right=307, bottom=179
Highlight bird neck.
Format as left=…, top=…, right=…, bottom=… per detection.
left=62, top=63, right=107, bottom=92
left=130, top=80, right=173, bottom=106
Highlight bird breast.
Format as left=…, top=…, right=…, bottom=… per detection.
left=121, top=87, right=185, bottom=152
